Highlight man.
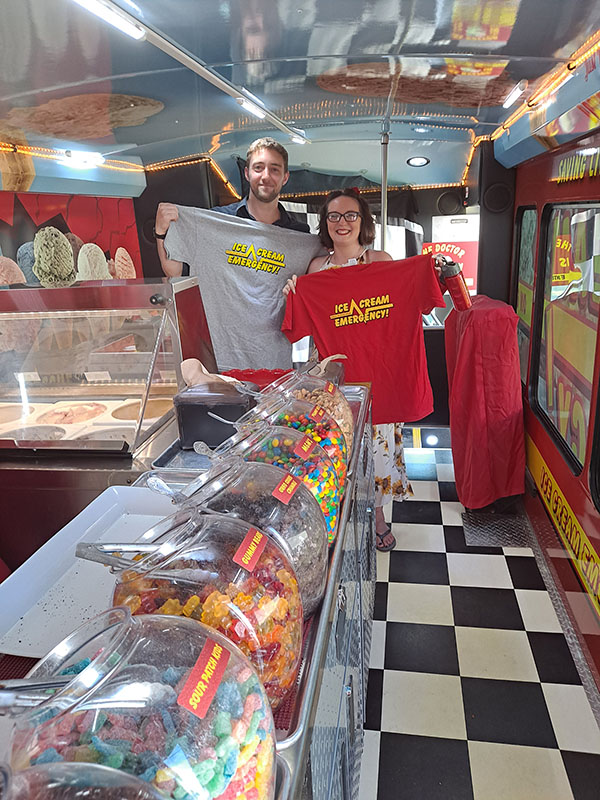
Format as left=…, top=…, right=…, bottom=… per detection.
left=154, top=138, right=321, bottom=371
left=154, top=137, right=309, bottom=277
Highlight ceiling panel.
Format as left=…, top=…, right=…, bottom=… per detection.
left=1, top=0, right=599, bottom=186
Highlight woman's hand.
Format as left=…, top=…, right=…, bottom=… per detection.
left=282, top=274, right=298, bottom=296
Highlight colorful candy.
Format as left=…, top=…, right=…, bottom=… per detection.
left=6, top=762, right=167, bottom=799
left=112, top=519, right=303, bottom=710
left=272, top=402, right=348, bottom=491
left=192, top=461, right=328, bottom=617
left=239, top=427, right=340, bottom=541
left=291, top=385, right=354, bottom=456
left=11, top=612, right=276, bottom=800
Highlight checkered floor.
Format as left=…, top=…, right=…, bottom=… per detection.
left=360, top=447, right=600, bottom=800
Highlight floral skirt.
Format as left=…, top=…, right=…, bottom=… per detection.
left=373, top=423, right=413, bottom=507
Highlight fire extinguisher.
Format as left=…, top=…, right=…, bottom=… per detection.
left=435, top=256, right=472, bottom=311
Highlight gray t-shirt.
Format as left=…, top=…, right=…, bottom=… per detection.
left=165, top=206, right=323, bottom=370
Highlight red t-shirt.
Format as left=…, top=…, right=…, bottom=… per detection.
left=282, top=254, right=445, bottom=424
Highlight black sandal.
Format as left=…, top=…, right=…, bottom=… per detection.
left=376, top=526, right=396, bottom=552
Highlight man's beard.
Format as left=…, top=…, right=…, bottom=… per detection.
left=251, top=184, right=280, bottom=204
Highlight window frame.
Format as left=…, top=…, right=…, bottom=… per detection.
left=529, top=201, right=600, bottom=476
left=511, top=205, right=538, bottom=386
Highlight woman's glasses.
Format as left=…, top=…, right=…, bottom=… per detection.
left=326, top=211, right=361, bottom=223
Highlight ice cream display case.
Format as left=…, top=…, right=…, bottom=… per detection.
left=0, top=278, right=214, bottom=569
left=0, top=308, right=179, bottom=455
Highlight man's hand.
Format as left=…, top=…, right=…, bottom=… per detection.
left=155, top=202, right=179, bottom=236
left=282, top=274, right=298, bottom=296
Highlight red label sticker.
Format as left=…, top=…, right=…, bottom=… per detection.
left=325, top=381, right=335, bottom=394
left=233, top=527, right=267, bottom=572
left=308, top=404, right=326, bottom=422
left=177, top=638, right=230, bottom=719
left=272, top=473, right=301, bottom=504
left=293, top=435, right=316, bottom=458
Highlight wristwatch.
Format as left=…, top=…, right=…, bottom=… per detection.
left=153, top=227, right=167, bottom=240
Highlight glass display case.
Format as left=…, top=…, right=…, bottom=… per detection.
left=0, top=279, right=212, bottom=570
left=0, top=306, right=181, bottom=454
left=0, top=279, right=216, bottom=455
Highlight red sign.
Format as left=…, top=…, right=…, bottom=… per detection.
left=294, top=435, right=316, bottom=458
left=233, top=528, right=267, bottom=572
left=177, top=639, right=230, bottom=719
left=422, top=241, right=479, bottom=293
left=308, top=404, right=326, bottom=422
left=272, top=473, right=301, bottom=504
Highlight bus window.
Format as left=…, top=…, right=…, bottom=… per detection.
left=515, top=208, right=537, bottom=384
left=535, top=206, right=600, bottom=468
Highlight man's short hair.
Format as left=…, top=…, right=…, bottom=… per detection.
left=246, top=138, right=289, bottom=172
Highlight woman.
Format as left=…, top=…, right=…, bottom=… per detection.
left=284, top=188, right=413, bottom=551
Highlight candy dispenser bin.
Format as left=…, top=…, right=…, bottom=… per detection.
left=77, top=510, right=303, bottom=710
left=236, top=396, right=348, bottom=493
left=261, top=374, right=354, bottom=456
left=140, top=457, right=328, bottom=618
left=8, top=608, right=276, bottom=800
left=215, top=424, right=340, bottom=542
left=0, top=762, right=166, bottom=799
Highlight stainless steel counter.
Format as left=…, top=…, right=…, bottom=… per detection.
left=0, top=419, right=178, bottom=569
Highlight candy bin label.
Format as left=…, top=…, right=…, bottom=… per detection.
left=293, top=435, right=316, bottom=458
left=325, top=381, right=335, bottom=394
left=308, top=404, right=326, bottom=422
left=233, top=527, right=267, bottom=571
left=272, top=473, right=300, bottom=504
left=177, top=638, right=230, bottom=719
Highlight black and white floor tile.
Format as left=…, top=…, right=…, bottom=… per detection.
left=360, top=447, right=600, bottom=800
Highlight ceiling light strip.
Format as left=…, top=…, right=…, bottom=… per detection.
left=492, top=28, right=600, bottom=141
left=0, top=141, right=144, bottom=172
left=280, top=186, right=403, bottom=199
left=209, top=161, right=241, bottom=199
left=408, top=182, right=462, bottom=191
left=461, top=135, right=489, bottom=184
left=145, top=153, right=241, bottom=198
left=145, top=156, right=211, bottom=171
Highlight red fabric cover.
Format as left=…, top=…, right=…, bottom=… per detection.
left=445, top=295, right=525, bottom=509
left=282, top=255, right=445, bottom=424
left=222, top=368, right=291, bottom=390
left=0, top=557, right=11, bottom=583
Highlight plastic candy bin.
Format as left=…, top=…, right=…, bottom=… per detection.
left=10, top=608, right=276, bottom=800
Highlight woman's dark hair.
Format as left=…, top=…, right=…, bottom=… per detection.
left=318, top=189, right=376, bottom=250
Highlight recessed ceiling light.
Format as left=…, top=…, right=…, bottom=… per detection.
left=57, top=150, right=106, bottom=169
left=236, top=97, right=266, bottom=119
left=71, top=0, right=146, bottom=40
left=289, top=126, right=307, bottom=145
left=425, top=434, right=439, bottom=446
left=502, top=79, right=528, bottom=109
left=407, top=156, right=430, bottom=167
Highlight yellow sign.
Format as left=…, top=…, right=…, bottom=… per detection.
left=527, top=435, right=600, bottom=617
left=554, top=150, right=600, bottom=184
left=330, top=294, right=394, bottom=327
left=516, top=280, right=533, bottom=328
left=225, top=242, right=285, bottom=274
left=445, top=58, right=508, bottom=77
